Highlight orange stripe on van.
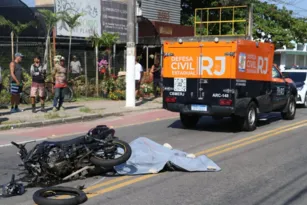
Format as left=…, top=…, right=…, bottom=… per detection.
left=163, top=40, right=275, bottom=82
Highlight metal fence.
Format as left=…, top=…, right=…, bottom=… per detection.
left=0, top=39, right=162, bottom=100
left=0, top=44, right=126, bottom=76
left=0, top=41, right=128, bottom=99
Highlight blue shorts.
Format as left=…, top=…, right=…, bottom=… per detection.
left=10, top=83, right=22, bottom=94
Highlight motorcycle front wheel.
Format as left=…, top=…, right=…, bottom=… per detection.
left=90, top=139, right=132, bottom=169
left=33, top=186, right=87, bottom=205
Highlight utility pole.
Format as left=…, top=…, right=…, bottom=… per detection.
left=248, top=3, right=254, bottom=40
left=125, top=0, right=136, bottom=107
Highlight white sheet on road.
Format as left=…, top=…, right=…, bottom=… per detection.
left=114, top=137, right=221, bottom=175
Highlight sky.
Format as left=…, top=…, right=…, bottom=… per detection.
left=20, top=0, right=307, bottom=17
left=262, top=0, right=307, bottom=17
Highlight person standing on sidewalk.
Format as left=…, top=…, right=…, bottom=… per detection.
left=52, top=56, right=67, bottom=112
left=135, top=57, right=144, bottom=100
left=30, top=56, right=46, bottom=113
left=70, top=55, right=82, bottom=79
left=150, top=61, right=163, bottom=98
left=10, top=53, right=24, bottom=113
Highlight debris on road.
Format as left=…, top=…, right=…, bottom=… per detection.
left=0, top=174, right=25, bottom=198
left=114, top=137, right=221, bottom=175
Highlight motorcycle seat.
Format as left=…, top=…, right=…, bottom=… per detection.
left=41, top=125, right=114, bottom=147
left=42, top=136, right=87, bottom=147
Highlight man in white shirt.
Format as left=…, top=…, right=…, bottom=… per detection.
left=70, top=55, right=82, bottom=78
left=135, top=58, right=144, bottom=99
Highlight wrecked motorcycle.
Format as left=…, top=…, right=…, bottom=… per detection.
left=11, top=125, right=131, bottom=186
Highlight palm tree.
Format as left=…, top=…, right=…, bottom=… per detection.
left=38, top=9, right=65, bottom=69
left=100, top=32, right=119, bottom=73
left=61, top=12, right=84, bottom=79
left=87, top=33, right=104, bottom=96
left=0, top=16, right=36, bottom=59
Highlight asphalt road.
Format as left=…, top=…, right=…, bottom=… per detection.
left=1, top=108, right=307, bottom=205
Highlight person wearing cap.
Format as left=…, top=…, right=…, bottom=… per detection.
left=30, top=56, right=46, bottom=113
left=70, top=55, right=82, bottom=78
left=9, top=53, right=24, bottom=113
left=52, top=56, right=67, bottom=112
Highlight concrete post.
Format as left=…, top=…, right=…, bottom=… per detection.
left=125, top=0, right=136, bottom=107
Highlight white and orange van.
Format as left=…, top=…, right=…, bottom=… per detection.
left=162, top=39, right=297, bottom=131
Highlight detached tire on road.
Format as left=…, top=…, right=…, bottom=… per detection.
left=281, top=95, right=296, bottom=120
left=90, top=139, right=132, bottom=169
left=180, top=113, right=200, bottom=129
left=233, top=101, right=257, bottom=132
left=33, top=186, right=87, bottom=205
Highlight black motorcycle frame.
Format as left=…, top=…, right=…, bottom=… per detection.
left=11, top=125, right=122, bottom=187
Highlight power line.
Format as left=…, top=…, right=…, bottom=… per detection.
left=265, top=0, right=307, bottom=13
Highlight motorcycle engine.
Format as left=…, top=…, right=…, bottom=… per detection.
left=46, top=147, right=71, bottom=176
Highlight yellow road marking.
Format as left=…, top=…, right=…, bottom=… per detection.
left=207, top=123, right=307, bottom=157
left=86, top=175, right=157, bottom=197
left=84, top=176, right=133, bottom=192
left=84, top=120, right=307, bottom=199
left=196, top=119, right=307, bottom=156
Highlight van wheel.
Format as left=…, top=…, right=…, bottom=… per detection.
left=233, top=102, right=257, bottom=131
left=180, top=113, right=200, bottom=129
left=281, top=96, right=296, bottom=120
left=303, top=93, right=307, bottom=108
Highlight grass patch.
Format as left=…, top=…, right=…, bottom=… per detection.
left=44, top=112, right=61, bottom=119
left=79, top=107, right=93, bottom=113
left=1, top=120, right=23, bottom=125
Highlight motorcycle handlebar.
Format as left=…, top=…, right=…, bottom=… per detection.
left=11, top=140, right=36, bottom=149
left=11, top=141, right=20, bottom=149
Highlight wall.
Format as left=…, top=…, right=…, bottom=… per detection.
left=141, top=0, right=181, bottom=25
left=35, top=0, right=54, bottom=7
left=139, top=21, right=193, bottom=38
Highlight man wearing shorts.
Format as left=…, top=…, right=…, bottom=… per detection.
left=10, top=53, right=24, bottom=113
left=30, top=56, right=46, bottom=113
left=135, top=58, right=143, bottom=99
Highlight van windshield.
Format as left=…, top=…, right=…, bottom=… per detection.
left=282, top=72, right=306, bottom=82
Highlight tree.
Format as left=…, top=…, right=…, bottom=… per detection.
left=100, top=32, right=119, bottom=73
left=38, top=9, right=65, bottom=69
left=0, top=16, right=35, bottom=59
left=87, top=33, right=104, bottom=97
left=61, top=12, right=84, bottom=79
left=181, top=0, right=307, bottom=48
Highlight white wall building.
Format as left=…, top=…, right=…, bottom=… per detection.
left=274, top=43, right=307, bottom=71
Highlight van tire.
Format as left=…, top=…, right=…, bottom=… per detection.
left=303, top=93, right=307, bottom=108
left=281, top=95, right=296, bottom=120
left=233, top=102, right=257, bottom=131
left=180, top=113, right=199, bottom=129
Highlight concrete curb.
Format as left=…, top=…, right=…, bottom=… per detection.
left=0, top=107, right=162, bottom=131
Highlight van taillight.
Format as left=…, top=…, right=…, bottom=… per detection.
left=219, top=99, right=232, bottom=106
left=165, top=97, right=176, bottom=103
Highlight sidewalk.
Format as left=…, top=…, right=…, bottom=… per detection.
left=0, top=97, right=163, bottom=130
